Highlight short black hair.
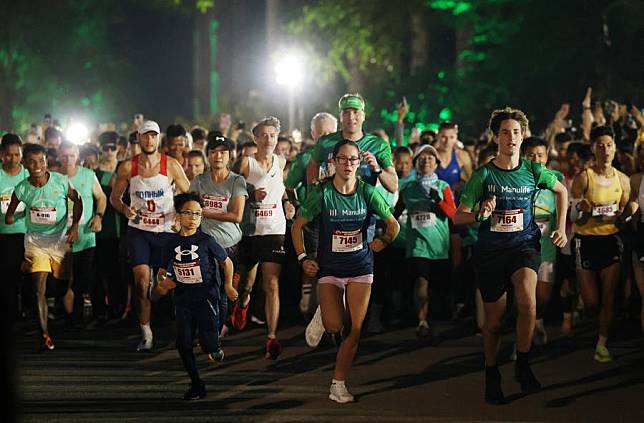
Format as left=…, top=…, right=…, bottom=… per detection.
left=438, top=121, right=458, bottom=132
left=80, top=144, right=100, bottom=159
left=332, top=139, right=360, bottom=157
left=554, top=132, right=573, bottom=144
left=1, top=133, right=22, bottom=150
left=394, top=146, right=412, bottom=158
left=44, top=127, right=62, bottom=141
left=98, top=131, right=119, bottom=145
left=191, top=126, right=207, bottom=141
left=166, top=124, right=187, bottom=139
left=521, top=136, right=548, bottom=155
left=577, top=144, right=594, bottom=162
left=590, top=125, right=614, bottom=144
left=174, top=192, right=203, bottom=212
left=23, top=143, right=47, bottom=158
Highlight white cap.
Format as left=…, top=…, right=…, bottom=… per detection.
left=137, top=120, right=160, bottom=134
left=413, top=144, right=440, bottom=164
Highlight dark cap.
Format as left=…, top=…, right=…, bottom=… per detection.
left=206, top=133, right=234, bottom=151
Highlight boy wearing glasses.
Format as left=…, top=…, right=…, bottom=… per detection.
left=155, top=192, right=237, bottom=400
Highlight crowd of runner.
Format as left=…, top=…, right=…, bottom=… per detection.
left=1, top=88, right=643, bottom=403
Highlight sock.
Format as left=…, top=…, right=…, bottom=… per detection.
left=331, top=379, right=345, bottom=386
left=178, top=347, right=201, bottom=386
left=597, top=335, right=607, bottom=348
left=516, top=350, right=530, bottom=366
left=418, top=320, right=429, bottom=328
left=267, top=334, right=276, bottom=339
left=140, top=323, right=152, bottom=339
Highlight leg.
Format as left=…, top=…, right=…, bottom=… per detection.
left=32, top=272, right=49, bottom=335
left=132, top=264, right=152, bottom=325
left=576, top=269, right=600, bottom=319
left=512, top=268, right=538, bottom=354
left=333, top=282, right=371, bottom=382
left=261, top=262, right=281, bottom=338
left=415, top=277, right=429, bottom=323
left=598, top=262, right=620, bottom=339
left=632, top=252, right=644, bottom=332
left=319, top=283, right=345, bottom=334
left=482, top=294, right=507, bottom=366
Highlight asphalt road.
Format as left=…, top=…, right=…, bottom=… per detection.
left=8, top=315, right=644, bottom=423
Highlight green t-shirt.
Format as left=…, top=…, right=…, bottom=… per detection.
left=298, top=179, right=392, bottom=278
left=284, top=150, right=311, bottom=205
left=95, top=170, right=121, bottom=240
left=14, top=171, right=70, bottom=236
left=533, top=169, right=563, bottom=262
left=69, top=167, right=97, bottom=252
left=400, top=178, right=451, bottom=260
left=0, top=165, right=29, bottom=234
left=310, top=131, right=393, bottom=186
left=460, top=159, right=557, bottom=253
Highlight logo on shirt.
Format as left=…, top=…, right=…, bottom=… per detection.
left=175, top=245, right=199, bottom=261
left=135, top=189, right=165, bottom=199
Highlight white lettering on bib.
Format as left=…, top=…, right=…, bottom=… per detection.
left=31, top=207, right=57, bottom=225
left=254, top=203, right=276, bottom=219
left=591, top=202, right=618, bottom=217
left=411, top=211, right=437, bottom=229
left=490, top=209, right=524, bottom=232
left=173, top=261, right=203, bottom=284
left=332, top=229, right=363, bottom=253
left=203, top=194, right=229, bottom=214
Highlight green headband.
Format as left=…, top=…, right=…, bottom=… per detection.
left=339, top=95, right=365, bottom=112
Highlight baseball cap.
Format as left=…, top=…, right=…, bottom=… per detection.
left=206, top=133, right=234, bottom=151
left=339, top=94, right=365, bottom=112
left=137, top=120, right=161, bottom=135
left=413, top=144, right=441, bottom=165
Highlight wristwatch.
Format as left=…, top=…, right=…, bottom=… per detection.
left=373, top=167, right=383, bottom=175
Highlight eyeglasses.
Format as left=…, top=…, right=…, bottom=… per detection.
left=335, top=155, right=360, bottom=165
left=179, top=211, right=202, bottom=218
left=102, top=144, right=117, bottom=151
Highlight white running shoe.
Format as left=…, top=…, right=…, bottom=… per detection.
left=329, top=382, right=354, bottom=404
left=137, top=337, right=153, bottom=352
left=305, top=306, right=325, bottom=348
left=509, top=343, right=517, bottom=361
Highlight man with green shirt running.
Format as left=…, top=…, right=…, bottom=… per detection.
left=0, top=134, right=29, bottom=327
left=5, top=143, right=83, bottom=351
left=454, top=107, right=568, bottom=405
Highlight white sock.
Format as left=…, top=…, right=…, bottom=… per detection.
left=331, top=379, right=345, bottom=386
left=140, top=324, right=152, bottom=339
left=418, top=320, right=429, bottom=328
left=597, top=335, right=607, bottom=348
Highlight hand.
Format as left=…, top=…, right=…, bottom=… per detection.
left=90, top=215, right=103, bottom=233
left=124, top=205, right=137, bottom=220
left=577, top=199, right=592, bottom=213
left=254, top=187, right=267, bottom=202
left=593, top=101, right=606, bottom=126
left=397, top=97, right=409, bottom=122
left=582, top=87, right=592, bottom=109
left=171, top=220, right=181, bottom=233
left=284, top=201, right=295, bottom=219
left=369, top=238, right=387, bottom=253
left=302, top=258, right=319, bottom=278
left=631, top=105, right=644, bottom=126
left=66, top=223, right=79, bottom=244
left=361, top=151, right=380, bottom=171
left=550, top=229, right=567, bottom=248
left=225, top=284, right=239, bottom=302
left=158, top=274, right=176, bottom=291
left=479, top=195, right=496, bottom=220
left=554, top=103, right=570, bottom=122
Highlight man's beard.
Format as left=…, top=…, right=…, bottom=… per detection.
left=142, top=146, right=157, bottom=155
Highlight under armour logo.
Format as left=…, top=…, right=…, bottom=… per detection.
left=175, top=245, right=199, bottom=261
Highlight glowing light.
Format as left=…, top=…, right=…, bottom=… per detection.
left=66, top=122, right=89, bottom=145
left=274, top=54, right=304, bottom=89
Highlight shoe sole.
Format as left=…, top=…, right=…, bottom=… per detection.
left=594, top=355, right=613, bottom=363
left=329, top=394, right=353, bottom=404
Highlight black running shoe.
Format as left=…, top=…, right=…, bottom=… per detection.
left=515, top=363, right=541, bottom=394
left=183, top=382, right=206, bottom=401
left=485, top=366, right=505, bottom=405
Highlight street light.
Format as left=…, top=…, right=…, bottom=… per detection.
left=274, top=53, right=304, bottom=131
left=66, top=121, right=89, bottom=145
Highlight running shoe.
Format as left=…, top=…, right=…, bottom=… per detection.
left=594, top=345, right=613, bottom=363
left=484, top=366, right=505, bottom=405
left=183, top=382, right=207, bottom=400
left=515, top=363, right=541, bottom=394
left=533, top=326, right=548, bottom=346
left=329, top=382, right=354, bottom=404
left=231, top=303, right=248, bottom=331
left=41, top=334, right=55, bottom=351
left=137, top=337, right=153, bottom=352
left=305, top=306, right=325, bottom=348
left=208, top=348, right=225, bottom=362
left=415, top=322, right=433, bottom=343
left=265, top=337, right=282, bottom=360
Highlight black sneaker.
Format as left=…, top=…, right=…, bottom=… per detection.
left=485, top=366, right=505, bottom=405
left=208, top=348, right=225, bottom=362
left=183, top=382, right=206, bottom=401
left=515, top=363, right=541, bottom=394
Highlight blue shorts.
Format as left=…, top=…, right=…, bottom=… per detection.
left=126, top=226, right=174, bottom=268
left=175, top=298, right=220, bottom=353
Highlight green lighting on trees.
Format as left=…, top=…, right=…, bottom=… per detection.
left=439, top=108, right=452, bottom=120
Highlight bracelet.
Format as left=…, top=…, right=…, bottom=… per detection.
left=297, top=252, right=308, bottom=262
left=96, top=212, right=104, bottom=218
left=475, top=212, right=488, bottom=222
left=583, top=107, right=591, bottom=110
left=373, top=167, right=383, bottom=175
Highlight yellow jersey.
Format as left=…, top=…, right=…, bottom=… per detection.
left=574, top=168, right=622, bottom=236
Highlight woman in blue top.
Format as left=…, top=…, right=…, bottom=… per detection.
left=292, top=139, right=399, bottom=404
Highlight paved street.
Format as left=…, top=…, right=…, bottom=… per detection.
left=10, top=317, right=644, bottom=422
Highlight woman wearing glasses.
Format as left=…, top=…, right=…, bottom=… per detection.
left=292, top=139, right=399, bottom=403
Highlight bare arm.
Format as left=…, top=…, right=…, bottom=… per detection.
left=67, top=184, right=83, bottom=244
left=369, top=214, right=400, bottom=252
left=378, top=166, right=398, bottom=193
left=90, top=176, right=107, bottom=232
left=550, top=180, right=568, bottom=247
left=4, top=192, right=20, bottom=225
left=306, top=159, right=320, bottom=185
left=110, top=160, right=136, bottom=219
left=168, top=157, right=190, bottom=193
left=202, top=195, right=245, bottom=223
left=457, top=149, right=473, bottom=182
left=291, top=214, right=318, bottom=278
left=221, top=257, right=238, bottom=301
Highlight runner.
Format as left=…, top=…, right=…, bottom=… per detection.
left=59, top=142, right=107, bottom=324
left=628, top=144, right=644, bottom=332
left=232, top=116, right=288, bottom=359
left=0, top=134, right=29, bottom=326
left=522, top=137, right=564, bottom=345
left=110, top=120, right=190, bottom=351
left=5, top=143, right=83, bottom=350
left=190, top=133, right=247, bottom=344
left=154, top=192, right=237, bottom=400
left=454, top=107, right=568, bottom=404
left=570, top=125, right=631, bottom=362
left=394, top=145, right=456, bottom=342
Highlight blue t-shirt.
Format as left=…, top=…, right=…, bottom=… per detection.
left=164, top=230, right=228, bottom=303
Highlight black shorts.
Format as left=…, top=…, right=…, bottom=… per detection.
left=635, top=222, right=644, bottom=263
left=126, top=226, right=175, bottom=268
left=556, top=250, right=576, bottom=282
left=473, top=244, right=541, bottom=303
left=573, top=234, right=622, bottom=271
left=238, top=235, right=286, bottom=266
left=407, top=257, right=451, bottom=288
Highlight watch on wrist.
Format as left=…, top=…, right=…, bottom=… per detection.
left=373, top=167, right=383, bottom=175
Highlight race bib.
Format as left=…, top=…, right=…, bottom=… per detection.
left=203, top=194, right=229, bottom=214
left=535, top=217, right=550, bottom=237
left=31, top=207, right=57, bottom=225
left=0, top=194, right=25, bottom=214
left=591, top=202, right=618, bottom=217
left=140, top=211, right=165, bottom=228
left=332, top=229, right=363, bottom=253
left=411, top=211, right=437, bottom=229
left=254, top=203, right=277, bottom=219
left=173, top=261, right=203, bottom=284
left=490, top=209, right=524, bottom=233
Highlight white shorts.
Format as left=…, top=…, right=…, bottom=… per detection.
left=537, top=260, right=555, bottom=284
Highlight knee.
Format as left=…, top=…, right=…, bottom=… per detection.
left=263, top=279, right=279, bottom=296
left=323, top=319, right=343, bottom=334
left=483, top=317, right=502, bottom=335
left=516, top=299, right=536, bottom=317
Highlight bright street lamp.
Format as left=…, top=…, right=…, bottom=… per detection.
left=66, top=121, right=90, bottom=145
left=274, top=53, right=304, bottom=130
